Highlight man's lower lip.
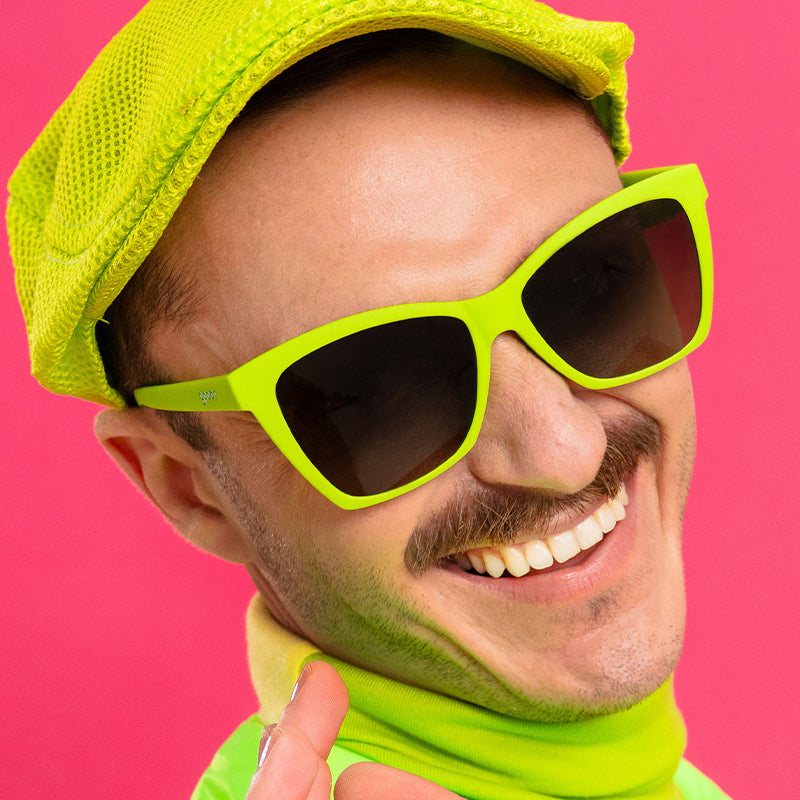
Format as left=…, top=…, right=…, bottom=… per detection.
left=436, top=485, right=638, bottom=605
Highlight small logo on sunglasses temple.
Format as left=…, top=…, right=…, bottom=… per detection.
left=198, top=390, right=217, bottom=406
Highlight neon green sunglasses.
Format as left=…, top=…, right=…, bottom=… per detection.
left=135, top=164, right=712, bottom=510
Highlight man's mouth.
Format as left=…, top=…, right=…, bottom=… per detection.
left=447, top=484, right=628, bottom=578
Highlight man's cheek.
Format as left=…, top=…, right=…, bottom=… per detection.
left=602, top=361, right=695, bottom=424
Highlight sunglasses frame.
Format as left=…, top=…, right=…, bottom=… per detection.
left=135, top=164, right=712, bottom=509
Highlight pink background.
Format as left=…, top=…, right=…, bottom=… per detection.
left=2, top=2, right=798, bottom=797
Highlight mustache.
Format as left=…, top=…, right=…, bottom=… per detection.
left=404, top=415, right=661, bottom=574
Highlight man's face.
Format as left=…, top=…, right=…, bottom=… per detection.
left=151, top=45, right=695, bottom=720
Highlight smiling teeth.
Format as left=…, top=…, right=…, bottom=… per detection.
left=452, top=484, right=628, bottom=578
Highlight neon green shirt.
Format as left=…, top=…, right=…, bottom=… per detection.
left=190, top=715, right=731, bottom=800
left=190, top=598, right=732, bottom=799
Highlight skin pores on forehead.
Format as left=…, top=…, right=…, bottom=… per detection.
left=149, top=44, right=696, bottom=720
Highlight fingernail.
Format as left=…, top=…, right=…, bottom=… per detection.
left=257, top=723, right=277, bottom=769
left=290, top=663, right=311, bottom=702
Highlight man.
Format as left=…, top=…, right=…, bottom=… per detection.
left=7, top=0, right=728, bottom=797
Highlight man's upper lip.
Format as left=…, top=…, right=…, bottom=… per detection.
left=447, top=497, right=609, bottom=556
left=445, top=482, right=630, bottom=557
left=446, top=484, right=629, bottom=578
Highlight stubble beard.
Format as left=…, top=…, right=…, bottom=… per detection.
left=202, top=411, right=686, bottom=721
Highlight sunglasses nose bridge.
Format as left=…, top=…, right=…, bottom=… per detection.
left=463, top=278, right=537, bottom=360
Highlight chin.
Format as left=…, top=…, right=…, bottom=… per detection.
left=504, top=624, right=686, bottom=722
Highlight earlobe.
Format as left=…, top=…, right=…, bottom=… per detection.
left=94, top=408, right=257, bottom=563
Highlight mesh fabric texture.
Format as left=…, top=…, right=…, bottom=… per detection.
left=7, top=0, right=634, bottom=407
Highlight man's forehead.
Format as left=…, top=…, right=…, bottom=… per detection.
left=168, top=44, right=613, bottom=258
left=176, top=40, right=611, bottom=239
left=153, top=44, right=620, bottom=375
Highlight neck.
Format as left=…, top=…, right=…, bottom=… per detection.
left=247, top=595, right=686, bottom=800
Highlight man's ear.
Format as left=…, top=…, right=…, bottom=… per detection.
left=94, top=407, right=257, bottom=563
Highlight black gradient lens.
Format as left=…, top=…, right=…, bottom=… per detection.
left=522, top=199, right=702, bottom=379
left=276, top=317, right=477, bottom=496
left=276, top=199, right=701, bottom=498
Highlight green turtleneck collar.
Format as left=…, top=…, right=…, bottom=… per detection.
left=247, top=595, right=691, bottom=799
left=317, top=654, right=686, bottom=799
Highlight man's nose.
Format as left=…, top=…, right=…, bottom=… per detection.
left=464, top=334, right=607, bottom=494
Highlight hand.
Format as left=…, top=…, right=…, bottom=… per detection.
left=246, top=660, right=460, bottom=799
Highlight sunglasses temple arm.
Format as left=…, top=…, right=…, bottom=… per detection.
left=133, top=375, right=242, bottom=412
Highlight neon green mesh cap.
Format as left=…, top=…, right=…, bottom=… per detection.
left=7, top=0, right=634, bottom=408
